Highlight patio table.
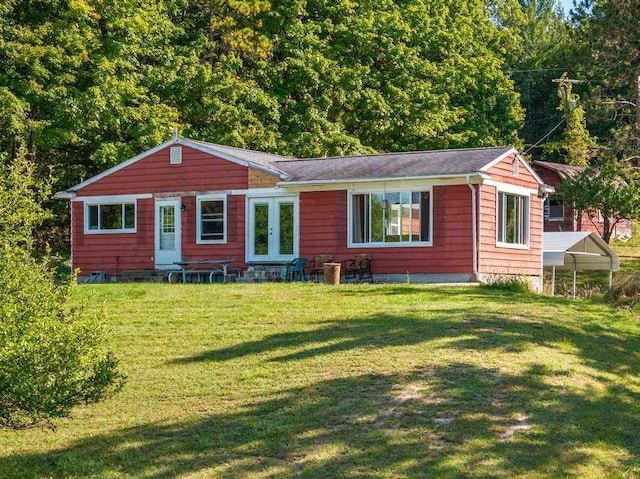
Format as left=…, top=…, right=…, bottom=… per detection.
left=169, top=259, right=234, bottom=284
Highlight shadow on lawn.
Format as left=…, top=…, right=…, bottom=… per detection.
left=3, top=362, right=639, bottom=478
left=4, top=288, right=639, bottom=478
left=171, top=291, right=639, bottom=379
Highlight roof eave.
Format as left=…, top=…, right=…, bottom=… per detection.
left=278, top=172, right=487, bottom=187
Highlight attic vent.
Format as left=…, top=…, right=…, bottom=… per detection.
left=170, top=147, right=182, bottom=165
left=512, top=158, right=519, bottom=176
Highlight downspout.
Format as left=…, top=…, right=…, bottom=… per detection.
left=467, top=176, right=478, bottom=279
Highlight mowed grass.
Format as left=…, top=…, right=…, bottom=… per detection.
left=1, top=283, right=639, bottom=478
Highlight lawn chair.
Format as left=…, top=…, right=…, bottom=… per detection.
left=309, top=254, right=334, bottom=282
left=341, top=254, right=373, bottom=283
left=285, top=257, right=309, bottom=281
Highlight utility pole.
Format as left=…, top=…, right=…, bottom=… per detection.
left=636, top=71, right=640, bottom=134
left=552, top=77, right=586, bottom=110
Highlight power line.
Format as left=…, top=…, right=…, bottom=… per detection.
left=524, top=118, right=566, bottom=154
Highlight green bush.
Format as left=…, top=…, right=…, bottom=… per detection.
left=0, top=150, right=124, bottom=429
left=0, top=247, right=124, bottom=429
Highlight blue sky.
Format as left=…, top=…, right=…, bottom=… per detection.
left=560, top=0, right=574, bottom=14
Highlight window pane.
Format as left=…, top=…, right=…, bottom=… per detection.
left=370, top=193, right=385, bottom=243
left=385, top=192, right=401, bottom=243
left=400, top=192, right=411, bottom=242
left=124, top=203, right=135, bottom=229
left=500, top=193, right=527, bottom=245
left=200, top=200, right=224, bottom=241
left=88, top=205, right=99, bottom=230
left=411, top=192, right=421, bottom=241
left=159, top=205, right=176, bottom=250
left=505, top=194, right=518, bottom=243
left=352, top=194, right=368, bottom=243
left=254, top=203, right=269, bottom=255
left=279, top=203, right=294, bottom=255
left=548, top=195, right=564, bottom=219
left=100, top=204, right=123, bottom=230
left=420, top=192, right=430, bottom=242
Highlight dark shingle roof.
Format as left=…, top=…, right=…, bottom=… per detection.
left=271, top=147, right=513, bottom=183
left=532, top=160, right=584, bottom=179
left=188, top=139, right=292, bottom=175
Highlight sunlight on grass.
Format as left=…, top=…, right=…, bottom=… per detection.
left=0, top=283, right=638, bottom=478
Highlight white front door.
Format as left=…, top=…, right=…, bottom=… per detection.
left=155, top=199, right=182, bottom=268
left=247, top=196, right=298, bottom=262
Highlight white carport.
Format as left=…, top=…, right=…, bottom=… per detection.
left=543, top=232, right=620, bottom=298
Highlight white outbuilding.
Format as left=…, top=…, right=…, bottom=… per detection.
left=543, top=231, right=620, bottom=297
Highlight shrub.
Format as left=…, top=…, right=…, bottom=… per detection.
left=604, top=273, right=640, bottom=307
left=0, top=150, right=124, bottom=429
left=0, top=245, right=125, bottom=429
left=482, top=274, right=533, bottom=293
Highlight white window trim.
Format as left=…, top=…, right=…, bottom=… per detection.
left=546, top=195, right=565, bottom=222
left=84, top=201, right=137, bottom=234
left=495, top=189, right=530, bottom=250
left=170, top=146, right=182, bottom=165
left=347, top=186, right=433, bottom=248
left=196, top=194, right=227, bottom=245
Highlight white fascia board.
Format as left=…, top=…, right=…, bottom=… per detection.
left=478, top=148, right=518, bottom=172
left=179, top=139, right=289, bottom=180
left=61, top=137, right=287, bottom=196
left=64, top=139, right=177, bottom=195
left=480, top=148, right=546, bottom=186
left=482, top=179, right=538, bottom=196
left=72, top=194, right=153, bottom=203
left=278, top=173, right=484, bottom=191
left=55, top=191, right=76, bottom=199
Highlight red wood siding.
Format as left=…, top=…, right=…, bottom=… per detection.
left=299, top=185, right=474, bottom=275
left=77, top=145, right=248, bottom=196
left=479, top=154, right=543, bottom=276
left=72, top=198, right=155, bottom=275
left=180, top=194, right=246, bottom=265
left=478, top=185, right=543, bottom=276
left=485, top=154, right=540, bottom=189
left=72, top=145, right=250, bottom=276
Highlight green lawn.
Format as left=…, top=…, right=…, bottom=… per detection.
left=1, top=283, right=639, bottom=478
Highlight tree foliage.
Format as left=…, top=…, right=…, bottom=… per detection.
left=560, top=160, right=640, bottom=243
left=544, top=74, right=595, bottom=166
left=0, top=149, right=124, bottom=430
left=0, top=0, right=525, bottom=186
left=501, top=0, right=574, bottom=148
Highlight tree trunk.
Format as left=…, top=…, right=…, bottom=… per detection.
left=602, top=216, right=611, bottom=244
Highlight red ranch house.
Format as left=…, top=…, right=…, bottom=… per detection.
left=56, top=135, right=553, bottom=289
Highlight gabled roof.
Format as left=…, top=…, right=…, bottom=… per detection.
left=270, top=147, right=515, bottom=183
left=56, top=136, right=542, bottom=198
left=56, top=137, right=293, bottom=198
left=532, top=160, right=584, bottom=179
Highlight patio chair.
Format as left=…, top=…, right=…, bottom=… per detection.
left=285, top=257, right=309, bottom=281
left=341, top=254, right=373, bottom=283
left=309, top=254, right=335, bottom=282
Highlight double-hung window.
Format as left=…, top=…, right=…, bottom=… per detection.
left=86, top=202, right=136, bottom=233
left=350, top=189, right=432, bottom=246
left=497, top=192, right=529, bottom=247
left=196, top=195, right=227, bottom=244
